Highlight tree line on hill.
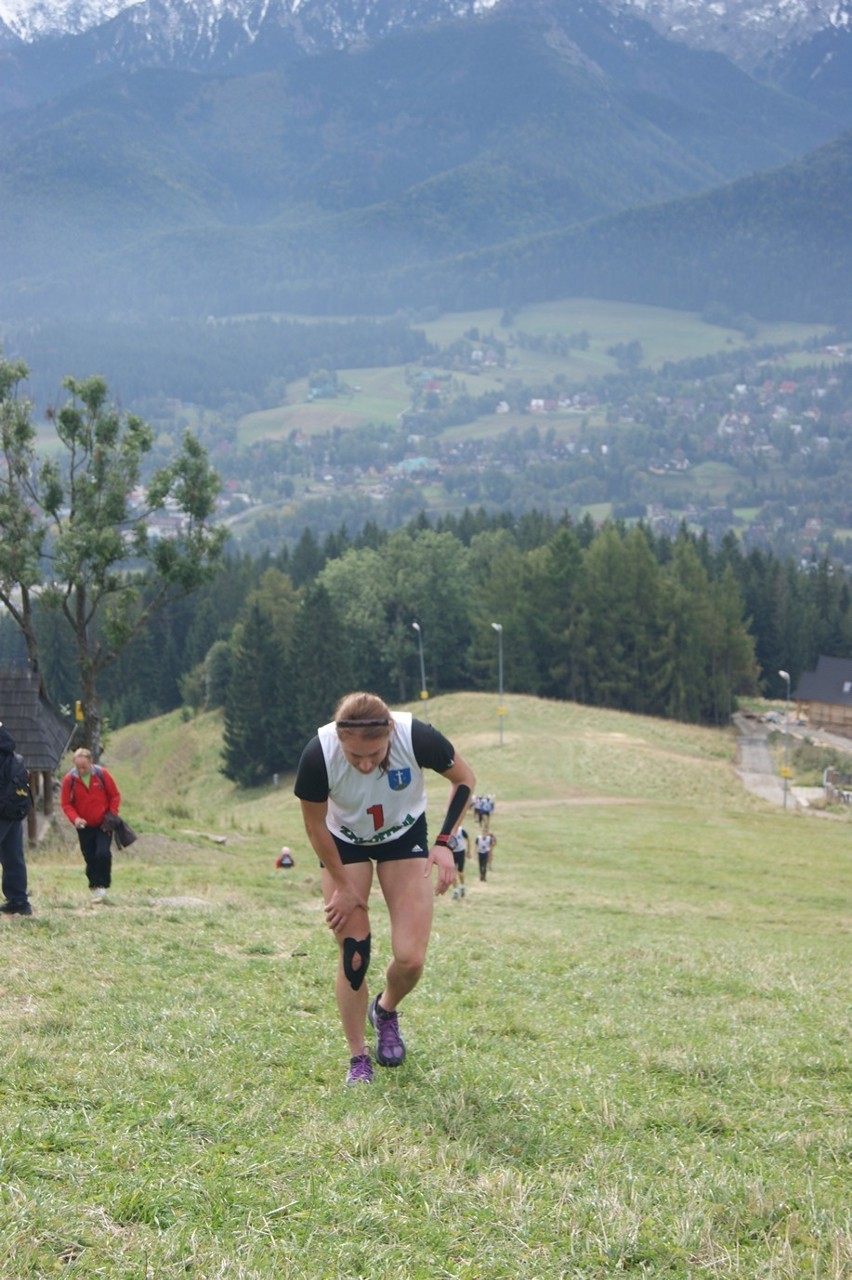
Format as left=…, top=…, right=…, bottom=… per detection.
left=5, top=316, right=432, bottom=417
left=3, top=506, right=850, bottom=786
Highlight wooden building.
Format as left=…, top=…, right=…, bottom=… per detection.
left=0, top=668, right=74, bottom=843
left=794, top=655, right=852, bottom=739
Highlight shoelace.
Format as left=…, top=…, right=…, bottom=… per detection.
left=377, top=1013, right=403, bottom=1053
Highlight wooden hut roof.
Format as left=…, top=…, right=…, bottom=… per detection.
left=0, top=668, right=73, bottom=770
left=795, top=655, right=852, bottom=708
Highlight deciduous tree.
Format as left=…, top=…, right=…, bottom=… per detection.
left=0, top=361, right=225, bottom=756
left=0, top=357, right=45, bottom=685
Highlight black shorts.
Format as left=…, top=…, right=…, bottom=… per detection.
left=452, top=846, right=465, bottom=872
left=330, top=813, right=429, bottom=866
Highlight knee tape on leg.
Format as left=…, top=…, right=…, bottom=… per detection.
left=342, top=933, right=371, bottom=991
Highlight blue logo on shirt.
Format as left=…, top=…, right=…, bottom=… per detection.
left=387, top=768, right=412, bottom=792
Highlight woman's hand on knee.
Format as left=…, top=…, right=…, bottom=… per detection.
left=324, top=883, right=367, bottom=933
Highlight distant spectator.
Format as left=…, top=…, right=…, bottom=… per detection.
left=61, top=748, right=121, bottom=903
left=0, top=726, right=33, bottom=917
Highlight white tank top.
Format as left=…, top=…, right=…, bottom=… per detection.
left=318, top=712, right=428, bottom=846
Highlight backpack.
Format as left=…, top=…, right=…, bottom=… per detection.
left=0, top=752, right=34, bottom=821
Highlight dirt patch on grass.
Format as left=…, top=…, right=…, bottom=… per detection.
left=151, top=896, right=214, bottom=910
left=115, top=831, right=230, bottom=864
left=498, top=796, right=645, bottom=810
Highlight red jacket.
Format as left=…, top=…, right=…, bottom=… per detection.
left=61, top=766, right=121, bottom=828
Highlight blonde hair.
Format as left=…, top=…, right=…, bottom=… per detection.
left=333, top=692, right=392, bottom=739
left=334, top=692, right=394, bottom=770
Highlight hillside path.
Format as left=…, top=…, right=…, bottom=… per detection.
left=733, top=712, right=852, bottom=810
left=733, top=714, right=788, bottom=806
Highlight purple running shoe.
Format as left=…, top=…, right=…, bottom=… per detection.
left=346, top=1053, right=374, bottom=1085
left=368, top=994, right=406, bottom=1067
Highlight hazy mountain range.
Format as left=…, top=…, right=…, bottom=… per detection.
left=2, top=0, right=850, bottom=109
left=0, top=0, right=850, bottom=325
left=1, top=0, right=848, bottom=65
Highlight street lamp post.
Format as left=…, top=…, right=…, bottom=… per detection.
left=491, top=622, right=504, bottom=746
left=412, top=621, right=428, bottom=700
left=778, top=669, right=791, bottom=809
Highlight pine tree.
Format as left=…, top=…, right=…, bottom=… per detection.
left=656, top=536, right=715, bottom=723
left=290, top=528, right=325, bottom=587
left=221, top=601, right=289, bottom=785
left=577, top=524, right=662, bottom=712
left=288, top=584, right=354, bottom=761
left=534, top=525, right=586, bottom=701
left=705, top=566, right=760, bottom=723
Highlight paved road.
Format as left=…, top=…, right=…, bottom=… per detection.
left=734, top=716, right=788, bottom=806
left=733, top=713, right=852, bottom=808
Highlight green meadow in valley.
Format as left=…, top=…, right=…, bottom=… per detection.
left=2, top=694, right=849, bottom=1278
left=236, top=299, right=829, bottom=448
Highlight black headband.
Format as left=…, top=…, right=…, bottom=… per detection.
left=336, top=718, right=390, bottom=728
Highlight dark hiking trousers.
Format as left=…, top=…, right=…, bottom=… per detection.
left=77, top=824, right=113, bottom=889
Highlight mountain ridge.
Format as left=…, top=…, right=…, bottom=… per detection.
left=0, top=0, right=846, bottom=57
left=393, top=128, right=852, bottom=324
left=1, top=1, right=845, bottom=322
left=1, top=0, right=851, bottom=119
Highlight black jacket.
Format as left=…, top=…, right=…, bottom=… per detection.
left=0, top=725, right=19, bottom=791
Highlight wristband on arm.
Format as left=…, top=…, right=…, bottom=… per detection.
left=436, top=784, right=471, bottom=843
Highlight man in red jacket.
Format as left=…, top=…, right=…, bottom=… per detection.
left=61, top=748, right=122, bottom=902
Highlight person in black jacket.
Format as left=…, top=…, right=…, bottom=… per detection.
left=0, top=726, right=33, bottom=917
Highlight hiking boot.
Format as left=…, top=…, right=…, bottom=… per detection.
left=368, top=994, right=406, bottom=1067
left=345, top=1053, right=374, bottom=1086
left=0, top=900, right=32, bottom=916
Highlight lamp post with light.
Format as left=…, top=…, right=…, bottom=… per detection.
left=491, top=622, right=504, bottom=746
left=778, top=669, right=791, bottom=809
left=412, top=621, right=428, bottom=700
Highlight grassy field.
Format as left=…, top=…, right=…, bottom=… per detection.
left=236, top=300, right=831, bottom=445
left=643, top=461, right=743, bottom=504
left=417, top=300, right=828, bottom=370
left=239, top=371, right=411, bottom=444
left=3, top=694, right=850, bottom=1278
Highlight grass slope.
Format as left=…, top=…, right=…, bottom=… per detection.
left=3, top=694, right=850, bottom=1278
